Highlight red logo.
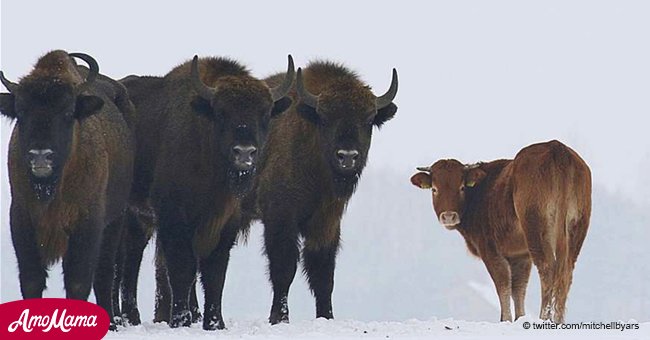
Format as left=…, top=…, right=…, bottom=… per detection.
left=0, top=298, right=109, bottom=339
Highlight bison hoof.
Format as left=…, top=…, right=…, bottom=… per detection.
left=169, top=310, right=192, bottom=328
left=203, top=318, right=225, bottom=331
left=191, top=308, right=203, bottom=323
left=269, top=312, right=289, bottom=325
left=123, top=309, right=142, bottom=326
left=109, top=322, right=118, bottom=331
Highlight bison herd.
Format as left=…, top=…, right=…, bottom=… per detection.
left=0, top=50, right=590, bottom=330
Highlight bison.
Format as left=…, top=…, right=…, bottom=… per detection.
left=0, top=50, right=135, bottom=330
left=117, top=55, right=295, bottom=330
left=410, top=140, right=591, bottom=323
left=247, top=61, right=398, bottom=324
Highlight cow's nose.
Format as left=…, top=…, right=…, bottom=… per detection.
left=336, top=149, right=359, bottom=169
left=439, top=211, right=460, bottom=228
left=232, top=145, right=257, bottom=171
left=28, top=149, right=54, bottom=177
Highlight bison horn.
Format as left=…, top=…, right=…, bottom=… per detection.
left=296, top=68, right=319, bottom=108
left=69, top=53, right=99, bottom=94
left=190, top=55, right=216, bottom=101
left=0, top=71, right=19, bottom=93
left=416, top=166, right=431, bottom=172
left=269, top=55, right=295, bottom=102
left=375, top=68, right=398, bottom=110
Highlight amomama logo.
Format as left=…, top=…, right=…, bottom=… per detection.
left=0, top=298, right=109, bottom=339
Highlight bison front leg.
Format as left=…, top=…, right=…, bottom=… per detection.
left=303, top=235, right=340, bottom=320
left=94, top=217, right=124, bottom=330
left=10, top=204, right=47, bottom=299
left=157, top=208, right=197, bottom=328
left=198, top=224, right=238, bottom=330
left=481, top=250, right=513, bottom=322
left=263, top=219, right=300, bottom=324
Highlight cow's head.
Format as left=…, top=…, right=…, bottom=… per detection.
left=189, top=55, right=294, bottom=196
left=0, top=52, right=104, bottom=201
left=410, top=159, right=487, bottom=229
left=296, top=66, right=398, bottom=198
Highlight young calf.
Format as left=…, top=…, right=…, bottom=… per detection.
left=411, top=140, right=591, bottom=323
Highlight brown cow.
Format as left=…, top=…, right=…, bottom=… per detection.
left=410, top=140, right=591, bottom=323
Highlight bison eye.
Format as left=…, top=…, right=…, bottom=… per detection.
left=460, top=185, right=465, bottom=192
left=432, top=186, right=438, bottom=195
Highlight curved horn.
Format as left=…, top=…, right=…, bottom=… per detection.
left=296, top=68, right=319, bottom=108
left=375, top=68, right=398, bottom=110
left=190, top=55, right=215, bottom=100
left=69, top=53, right=99, bottom=94
left=416, top=166, right=431, bottom=172
left=0, top=71, right=19, bottom=93
left=270, top=55, right=295, bottom=101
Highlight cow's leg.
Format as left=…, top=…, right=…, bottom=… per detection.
left=153, top=237, right=171, bottom=323
left=157, top=206, right=196, bottom=328
left=94, top=217, right=124, bottom=330
left=264, top=219, right=299, bottom=324
left=507, top=255, right=532, bottom=320
left=120, top=210, right=150, bottom=325
left=522, top=209, right=556, bottom=321
left=198, top=223, right=238, bottom=330
left=482, top=249, right=513, bottom=322
left=11, top=204, right=47, bottom=299
left=302, top=233, right=339, bottom=320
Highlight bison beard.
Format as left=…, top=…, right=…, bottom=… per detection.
left=29, top=175, right=59, bottom=201
left=228, top=167, right=255, bottom=198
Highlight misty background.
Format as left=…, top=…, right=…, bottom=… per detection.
left=1, top=0, right=649, bottom=323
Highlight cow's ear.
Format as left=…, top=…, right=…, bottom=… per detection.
left=75, top=95, right=104, bottom=120
left=374, top=102, right=397, bottom=127
left=297, top=103, right=321, bottom=125
left=410, top=172, right=432, bottom=189
left=465, top=168, right=487, bottom=188
left=271, top=97, right=292, bottom=118
left=191, top=96, right=214, bottom=119
left=0, top=93, right=16, bottom=119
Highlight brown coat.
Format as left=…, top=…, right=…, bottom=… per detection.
left=411, top=140, right=591, bottom=323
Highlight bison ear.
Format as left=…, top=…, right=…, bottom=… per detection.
left=270, top=97, right=292, bottom=118
left=374, top=102, right=397, bottom=128
left=297, top=103, right=321, bottom=125
left=0, top=93, right=16, bottom=119
left=465, top=168, right=487, bottom=188
left=410, top=172, right=432, bottom=189
left=75, top=95, right=104, bottom=120
left=190, top=96, right=215, bottom=119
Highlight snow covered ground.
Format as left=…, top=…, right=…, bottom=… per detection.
left=105, top=317, right=649, bottom=340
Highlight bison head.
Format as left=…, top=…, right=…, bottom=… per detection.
left=0, top=52, right=104, bottom=201
left=410, top=160, right=487, bottom=229
left=189, top=55, right=294, bottom=196
left=296, top=66, right=398, bottom=198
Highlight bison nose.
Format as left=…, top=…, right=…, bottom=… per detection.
left=336, top=149, right=359, bottom=169
left=233, top=145, right=257, bottom=171
left=439, top=211, right=460, bottom=229
left=28, top=149, right=54, bottom=178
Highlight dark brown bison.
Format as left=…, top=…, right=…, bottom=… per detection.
left=117, top=55, right=294, bottom=330
left=0, top=50, right=135, bottom=330
left=410, top=140, right=591, bottom=323
left=248, top=61, right=398, bottom=324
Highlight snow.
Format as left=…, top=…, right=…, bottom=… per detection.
left=104, top=317, right=650, bottom=340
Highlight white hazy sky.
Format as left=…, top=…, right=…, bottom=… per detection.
left=2, top=0, right=649, bottom=207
